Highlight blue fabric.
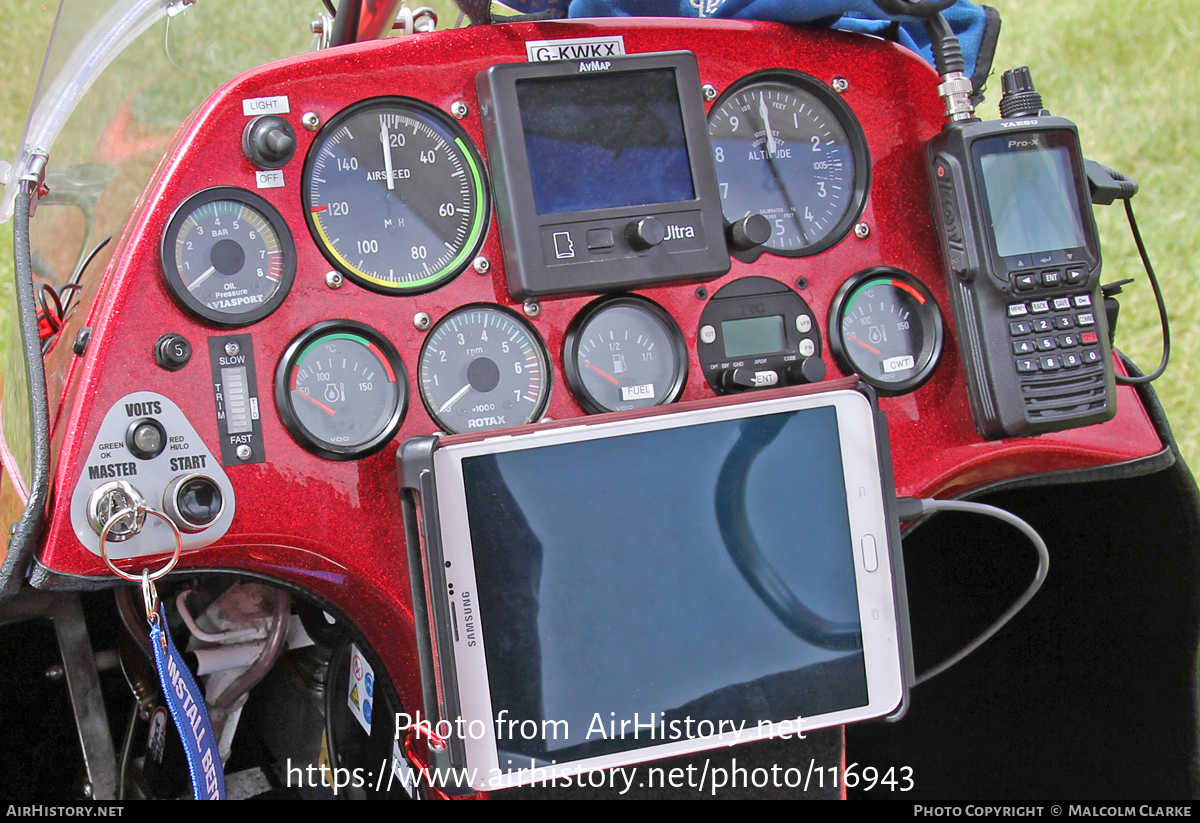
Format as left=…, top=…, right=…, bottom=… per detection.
left=151, top=606, right=226, bottom=800
left=505, top=0, right=988, bottom=79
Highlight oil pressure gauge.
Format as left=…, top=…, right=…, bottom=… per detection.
left=564, top=296, right=687, bottom=414
left=161, top=187, right=295, bottom=325
left=829, top=267, right=944, bottom=395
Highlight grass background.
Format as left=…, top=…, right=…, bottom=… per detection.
left=0, top=0, right=1195, bottom=463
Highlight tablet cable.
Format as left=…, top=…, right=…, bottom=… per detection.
left=896, top=497, right=1050, bottom=685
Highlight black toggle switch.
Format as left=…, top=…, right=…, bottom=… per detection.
left=625, top=216, right=665, bottom=251
left=727, top=213, right=771, bottom=251
left=243, top=115, right=297, bottom=169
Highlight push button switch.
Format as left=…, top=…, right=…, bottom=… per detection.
left=861, top=535, right=879, bottom=572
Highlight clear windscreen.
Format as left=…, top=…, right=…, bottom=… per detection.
left=13, top=0, right=317, bottom=292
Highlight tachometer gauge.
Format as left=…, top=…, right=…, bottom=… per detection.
left=829, top=267, right=943, bottom=395
left=418, top=306, right=550, bottom=434
left=564, top=295, right=688, bottom=414
left=707, top=71, right=869, bottom=259
left=303, top=97, right=488, bottom=295
left=161, top=187, right=295, bottom=325
left=276, top=321, right=408, bottom=460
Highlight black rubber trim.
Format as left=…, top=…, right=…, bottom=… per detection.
left=1, top=186, right=52, bottom=603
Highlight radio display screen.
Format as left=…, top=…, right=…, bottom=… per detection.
left=975, top=138, right=1087, bottom=259
left=516, top=69, right=696, bottom=215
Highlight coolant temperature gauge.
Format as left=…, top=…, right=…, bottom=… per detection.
left=829, top=267, right=944, bottom=395
left=275, top=321, right=408, bottom=459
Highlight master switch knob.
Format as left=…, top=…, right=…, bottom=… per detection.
left=243, top=115, right=296, bottom=169
left=625, top=216, right=665, bottom=250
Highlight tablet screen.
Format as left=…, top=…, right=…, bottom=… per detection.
left=460, top=406, right=867, bottom=764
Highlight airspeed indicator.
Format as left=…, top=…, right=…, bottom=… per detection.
left=303, top=98, right=488, bottom=295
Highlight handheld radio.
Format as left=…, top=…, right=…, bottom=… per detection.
left=926, top=67, right=1115, bottom=439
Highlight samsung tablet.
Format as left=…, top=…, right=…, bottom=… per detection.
left=400, top=384, right=907, bottom=792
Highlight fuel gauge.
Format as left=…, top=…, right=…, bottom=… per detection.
left=564, top=296, right=688, bottom=414
left=829, top=267, right=943, bottom=395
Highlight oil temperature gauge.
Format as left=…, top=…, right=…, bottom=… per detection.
left=418, top=306, right=550, bottom=434
left=564, top=296, right=687, bottom=414
left=276, top=321, right=408, bottom=460
left=829, top=267, right=943, bottom=395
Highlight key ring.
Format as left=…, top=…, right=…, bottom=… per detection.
left=99, top=506, right=183, bottom=583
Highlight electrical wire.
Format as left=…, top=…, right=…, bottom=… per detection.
left=1114, top=199, right=1170, bottom=385
left=904, top=498, right=1050, bottom=686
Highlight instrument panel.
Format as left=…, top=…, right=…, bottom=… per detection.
left=40, top=19, right=1164, bottom=730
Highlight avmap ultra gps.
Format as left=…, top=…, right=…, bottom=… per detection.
left=478, top=51, right=730, bottom=301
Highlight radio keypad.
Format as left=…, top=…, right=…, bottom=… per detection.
left=1007, top=294, right=1103, bottom=375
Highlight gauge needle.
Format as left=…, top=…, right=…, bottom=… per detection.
left=848, top=335, right=883, bottom=356
left=297, top=391, right=337, bottom=415
left=379, top=118, right=395, bottom=191
left=759, top=92, right=777, bottom=157
left=438, top=384, right=471, bottom=414
left=584, top=361, right=620, bottom=386
left=188, top=265, right=217, bottom=292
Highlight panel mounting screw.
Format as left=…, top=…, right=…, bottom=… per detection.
left=325, top=270, right=343, bottom=289
left=854, top=222, right=870, bottom=239
left=224, top=342, right=240, bottom=357
left=702, top=84, right=718, bottom=102
left=523, top=301, right=540, bottom=318
left=832, top=77, right=849, bottom=93
left=472, top=256, right=490, bottom=274
left=236, top=444, right=253, bottom=461
left=450, top=101, right=469, bottom=119
left=695, top=286, right=708, bottom=300
left=414, top=312, right=431, bottom=330
left=795, top=277, right=808, bottom=290
left=302, top=112, right=321, bottom=131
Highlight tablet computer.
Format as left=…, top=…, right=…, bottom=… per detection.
left=399, top=381, right=909, bottom=793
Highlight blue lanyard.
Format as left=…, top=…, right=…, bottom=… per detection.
left=148, top=598, right=226, bottom=800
